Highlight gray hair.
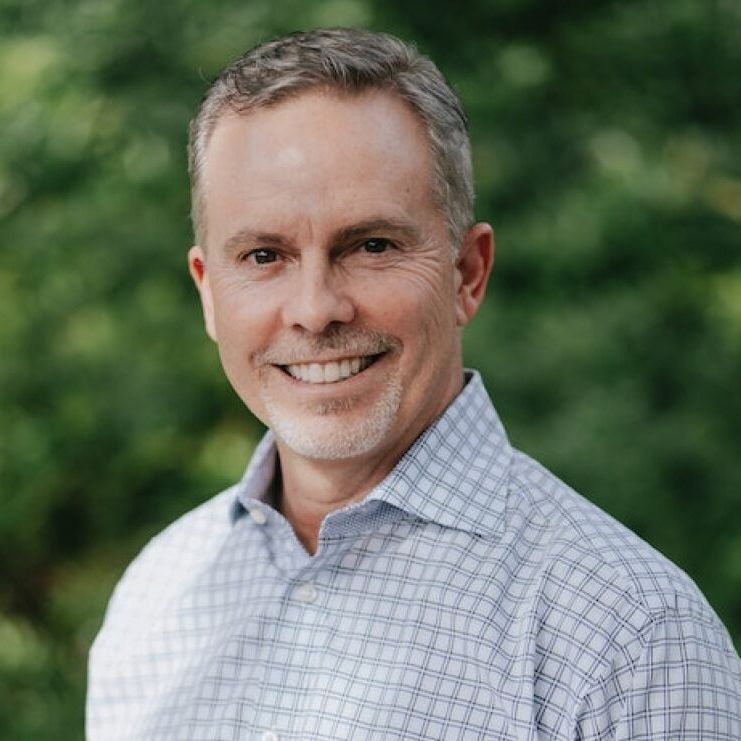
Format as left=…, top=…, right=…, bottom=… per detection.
left=188, top=28, right=474, bottom=249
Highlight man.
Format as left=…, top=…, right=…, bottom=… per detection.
left=87, top=28, right=741, bottom=740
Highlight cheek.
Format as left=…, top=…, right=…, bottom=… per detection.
left=210, top=278, right=280, bottom=356
left=377, top=268, right=455, bottom=324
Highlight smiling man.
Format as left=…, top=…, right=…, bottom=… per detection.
left=87, top=28, right=741, bottom=740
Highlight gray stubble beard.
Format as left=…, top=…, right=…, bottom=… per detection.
left=262, top=371, right=403, bottom=461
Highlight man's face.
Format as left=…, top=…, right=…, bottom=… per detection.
left=190, top=89, right=485, bottom=463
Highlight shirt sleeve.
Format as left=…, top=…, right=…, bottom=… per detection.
left=576, top=608, right=741, bottom=739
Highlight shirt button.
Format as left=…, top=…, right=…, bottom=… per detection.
left=261, top=731, right=278, bottom=741
left=295, top=581, right=317, bottom=603
left=249, top=508, right=267, bottom=525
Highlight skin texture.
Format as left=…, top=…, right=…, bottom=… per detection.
left=189, top=89, right=494, bottom=554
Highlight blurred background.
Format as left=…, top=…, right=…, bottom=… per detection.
left=1, top=0, right=740, bottom=736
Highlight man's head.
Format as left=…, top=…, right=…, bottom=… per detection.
left=188, top=29, right=493, bottom=465
left=188, top=28, right=474, bottom=250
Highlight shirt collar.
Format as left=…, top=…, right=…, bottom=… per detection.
left=232, top=431, right=277, bottom=522
left=234, top=370, right=512, bottom=537
left=366, top=370, right=511, bottom=536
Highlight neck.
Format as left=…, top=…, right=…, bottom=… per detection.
left=275, top=449, right=396, bottom=554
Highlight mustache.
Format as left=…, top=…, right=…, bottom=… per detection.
left=254, top=326, right=401, bottom=366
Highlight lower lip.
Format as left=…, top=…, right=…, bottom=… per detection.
left=273, top=354, right=387, bottom=391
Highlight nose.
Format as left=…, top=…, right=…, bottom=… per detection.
left=281, top=259, right=355, bottom=334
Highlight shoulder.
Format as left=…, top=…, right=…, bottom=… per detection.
left=499, top=450, right=741, bottom=725
left=91, top=486, right=239, bottom=650
left=507, top=448, right=711, bottom=619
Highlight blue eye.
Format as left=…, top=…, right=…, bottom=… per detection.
left=246, top=249, right=278, bottom=264
left=363, top=238, right=391, bottom=254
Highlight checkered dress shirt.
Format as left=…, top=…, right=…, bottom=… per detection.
left=87, top=371, right=741, bottom=739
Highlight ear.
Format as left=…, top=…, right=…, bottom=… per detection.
left=188, top=245, right=217, bottom=342
left=454, top=222, right=495, bottom=327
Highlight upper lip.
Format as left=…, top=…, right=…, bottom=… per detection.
left=274, top=352, right=382, bottom=366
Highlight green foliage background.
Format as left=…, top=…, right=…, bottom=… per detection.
left=1, top=0, right=739, bottom=736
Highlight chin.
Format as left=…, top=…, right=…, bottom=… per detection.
left=263, top=377, right=402, bottom=461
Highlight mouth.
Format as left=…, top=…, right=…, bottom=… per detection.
left=277, top=353, right=385, bottom=384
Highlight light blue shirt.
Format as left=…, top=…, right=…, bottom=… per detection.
left=87, top=371, right=741, bottom=739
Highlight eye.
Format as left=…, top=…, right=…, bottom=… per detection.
left=362, top=238, right=392, bottom=254
left=243, top=248, right=278, bottom=265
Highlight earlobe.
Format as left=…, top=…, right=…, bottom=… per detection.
left=455, top=223, right=495, bottom=327
left=188, top=246, right=218, bottom=342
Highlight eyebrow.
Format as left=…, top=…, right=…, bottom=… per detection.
left=333, top=218, right=422, bottom=245
left=222, top=229, right=288, bottom=256
left=220, top=217, right=422, bottom=256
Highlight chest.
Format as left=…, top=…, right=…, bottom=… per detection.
left=113, top=522, right=558, bottom=739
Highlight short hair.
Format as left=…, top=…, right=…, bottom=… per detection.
left=188, top=28, right=474, bottom=249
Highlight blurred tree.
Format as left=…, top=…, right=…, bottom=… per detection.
left=1, top=0, right=739, bottom=736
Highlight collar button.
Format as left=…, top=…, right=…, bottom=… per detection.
left=249, top=508, right=268, bottom=525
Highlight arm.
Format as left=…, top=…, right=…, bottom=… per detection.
left=576, top=608, right=741, bottom=739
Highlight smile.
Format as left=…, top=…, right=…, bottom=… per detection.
left=279, top=354, right=383, bottom=384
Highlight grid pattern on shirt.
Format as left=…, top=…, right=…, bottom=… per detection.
left=87, top=371, right=741, bottom=740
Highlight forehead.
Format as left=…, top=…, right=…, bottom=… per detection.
left=201, top=89, right=439, bottom=248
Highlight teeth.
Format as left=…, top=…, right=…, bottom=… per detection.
left=324, top=362, right=341, bottom=383
left=309, top=363, right=323, bottom=383
left=285, top=355, right=376, bottom=384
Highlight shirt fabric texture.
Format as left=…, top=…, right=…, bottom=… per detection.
left=87, top=371, right=741, bottom=740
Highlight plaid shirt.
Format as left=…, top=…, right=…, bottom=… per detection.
left=87, top=371, right=741, bottom=739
